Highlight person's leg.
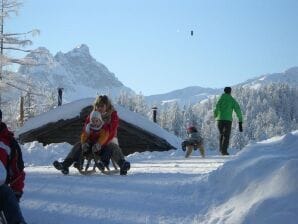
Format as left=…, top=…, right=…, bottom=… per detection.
left=99, top=146, right=113, bottom=168
left=198, top=144, right=205, bottom=158
left=217, top=121, right=224, bottom=154
left=0, top=185, right=27, bottom=224
left=106, top=143, right=130, bottom=175
left=53, top=142, right=82, bottom=174
left=64, top=142, right=82, bottom=166
left=221, top=121, right=232, bottom=155
left=185, top=145, right=193, bottom=158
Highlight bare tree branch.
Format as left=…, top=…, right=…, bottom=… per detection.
left=2, top=81, right=46, bottom=96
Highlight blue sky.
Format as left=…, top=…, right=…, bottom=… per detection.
left=7, top=0, right=298, bottom=95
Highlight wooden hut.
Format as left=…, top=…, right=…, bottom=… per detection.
left=18, top=104, right=177, bottom=155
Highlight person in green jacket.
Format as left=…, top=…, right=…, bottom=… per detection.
left=214, top=87, right=243, bottom=155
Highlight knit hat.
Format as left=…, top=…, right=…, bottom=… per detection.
left=90, top=111, right=102, bottom=121
left=224, top=87, right=232, bottom=94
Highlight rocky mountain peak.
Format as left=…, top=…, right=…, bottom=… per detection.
left=18, top=44, right=134, bottom=102
left=22, top=47, right=55, bottom=64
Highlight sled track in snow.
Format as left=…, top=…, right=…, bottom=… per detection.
left=21, top=155, right=231, bottom=224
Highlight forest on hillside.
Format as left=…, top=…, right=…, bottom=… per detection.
left=118, top=83, right=298, bottom=150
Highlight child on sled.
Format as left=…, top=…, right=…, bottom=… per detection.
left=79, top=110, right=110, bottom=171
left=53, top=110, right=110, bottom=174
left=181, top=126, right=205, bottom=158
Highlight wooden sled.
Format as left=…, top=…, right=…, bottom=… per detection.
left=76, top=144, right=119, bottom=175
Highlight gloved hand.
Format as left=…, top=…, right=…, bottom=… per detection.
left=92, top=143, right=101, bottom=153
left=239, top=122, right=243, bottom=132
left=14, top=191, right=23, bottom=202
left=82, top=142, right=90, bottom=153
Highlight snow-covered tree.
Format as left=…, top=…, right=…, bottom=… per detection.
left=0, top=0, right=39, bottom=107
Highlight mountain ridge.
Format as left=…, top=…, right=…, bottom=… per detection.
left=18, top=44, right=134, bottom=102
left=147, top=66, right=298, bottom=107
left=18, top=44, right=298, bottom=106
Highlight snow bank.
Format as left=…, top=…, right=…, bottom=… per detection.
left=19, top=129, right=298, bottom=223
left=195, top=131, right=298, bottom=224
left=22, top=141, right=72, bottom=166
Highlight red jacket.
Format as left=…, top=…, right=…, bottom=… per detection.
left=0, top=122, right=25, bottom=193
left=84, top=111, right=119, bottom=146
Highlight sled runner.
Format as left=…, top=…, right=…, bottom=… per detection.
left=77, top=149, right=119, bottom=175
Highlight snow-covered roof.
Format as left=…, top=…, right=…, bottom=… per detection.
left=17, top=98, right=181, bottom=149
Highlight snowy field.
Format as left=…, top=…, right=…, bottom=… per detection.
left=20, top=131, right=298, bottom=224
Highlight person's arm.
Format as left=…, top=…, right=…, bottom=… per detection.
left=80, top=123, right=91, bottom=144
left=82, top=115, right=91, bottom=131
left=213, top=97, right=222, bottom=119
left=81, top=114, right=93, bottom=145
left=97, top=129, right=109, bottom=146
left=8, top=153, right=25, bottom=194
left=80, top=132, right=88, bottom=144
left=0, top=151, right=7, bottom=186
left=233, top=99, right=243, bottom=122
left=0, top=124, right=9, bottom=185
left=102, top=111, right=119, bottom=145
left=108, top=111, right=119, bottom=135
left=214, top=102, right=219, bottom=118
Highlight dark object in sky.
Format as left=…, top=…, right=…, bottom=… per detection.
left=191, top=30, right=194, bottom=36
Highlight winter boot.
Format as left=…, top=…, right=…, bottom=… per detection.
left=53, top=161, right=69, bottom=175
left=120, top=160, right=130, bottom=175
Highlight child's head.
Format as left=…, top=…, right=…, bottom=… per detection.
left=187, top=126, right=198, bottom=133
left=90, top=111, right=103, bottom=129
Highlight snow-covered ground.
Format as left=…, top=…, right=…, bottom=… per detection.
left=20, top=130, right=298, bottom=224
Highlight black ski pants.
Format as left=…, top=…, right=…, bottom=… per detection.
left=63, top=142, right=117, bottom=168
left=0, top=185, right=27, bottom=224
left=217, top=120, right=232, bottom=155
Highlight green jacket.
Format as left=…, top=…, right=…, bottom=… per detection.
left=214, top=93, right=243, bottom=122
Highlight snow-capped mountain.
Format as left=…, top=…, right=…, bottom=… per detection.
left=145, top=86, right=221, bottom=108
left=18, top=44, right=134, bottom=102
left=18, top=44, right=298, bottom=108
left=238, top=66, right=298, bottom=89
left=145, top=67, right=298, bottom=108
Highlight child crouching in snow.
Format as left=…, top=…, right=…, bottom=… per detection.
left=182, top=126, right=205, bottom=158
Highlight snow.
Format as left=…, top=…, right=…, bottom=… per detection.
left=258, top=76, right=267, bottom=81
left=18, top=130, right=298, bottom=224
left=248, top=83, right=262, bottom=90
left=16, top=98, right=95, bottom=135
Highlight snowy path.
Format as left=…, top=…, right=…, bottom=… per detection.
left=21, top=155, right=230, bottom=224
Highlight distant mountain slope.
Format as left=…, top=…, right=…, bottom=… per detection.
left=146, top=67, right=298, bottom=108
left=145, top=86, right=221, bottom=107
left=18, top=44, right=134, bottom=102
left=238, top=67, right=298, bottom=89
